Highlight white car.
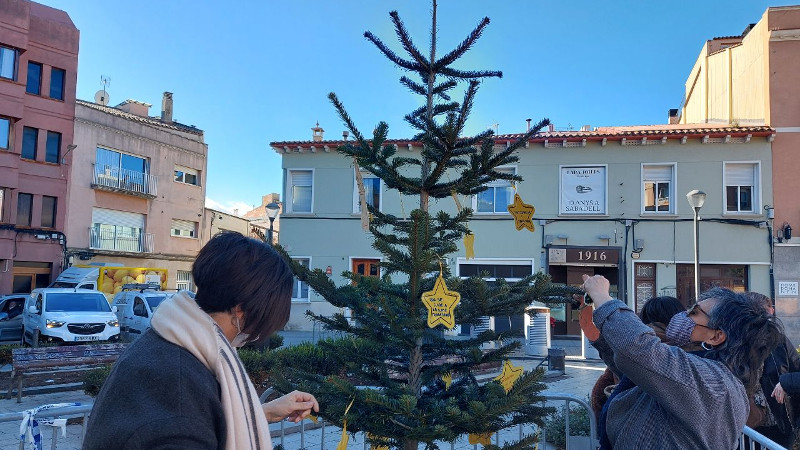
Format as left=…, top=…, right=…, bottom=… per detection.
left=111, top=289, right=172, bottom=341
left=22, top=288, right=120, bottom=345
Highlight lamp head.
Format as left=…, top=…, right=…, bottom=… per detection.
left=266, top=202, right=281, bottom=219
left=686, top=190, right=706, bottom=210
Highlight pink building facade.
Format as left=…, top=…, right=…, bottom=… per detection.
left=679, top=5, right=800, bottom=340
left=0, top=1, right=78, bottom=294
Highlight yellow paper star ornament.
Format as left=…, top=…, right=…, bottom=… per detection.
left=441, top=372, right=453, bottom=391
left=421, top=273, right=461, bottom=329
left=468, top=432, right=494, bottom=446
left=463, top=233, right=475, bottom=259
left=336, top=398, right=355, bottom=450
left=494, top=360, right=524, bottom=393
left=507, top=193, right=535, bottom=232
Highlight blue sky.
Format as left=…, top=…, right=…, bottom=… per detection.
left=39, top=0, right=796, bottom=215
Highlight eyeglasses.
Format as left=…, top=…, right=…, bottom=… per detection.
left=688, top=302, right=715, bottom=329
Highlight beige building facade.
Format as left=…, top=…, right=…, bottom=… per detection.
left=66, top=93, right=208, bottom=291
left=679, top=5, right=800, bottom=340
left=272, top=124, right=774, bottom=333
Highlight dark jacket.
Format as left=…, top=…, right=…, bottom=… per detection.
left=765, top=337, right=800, bottom=446
left=592, top=300, right=748, bottom=449
left=83, top=330, right=226, bottom=450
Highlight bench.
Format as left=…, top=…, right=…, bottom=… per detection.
left=5, top=343, right=128, bottom=402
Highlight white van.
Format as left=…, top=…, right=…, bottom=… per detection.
left=111, top=288, right=173, bottom=341
left=22, top=289, right=120, bottom=345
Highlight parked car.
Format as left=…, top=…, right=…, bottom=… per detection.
left=111, top=287, right=173, bottom=341
left=0, top=294, right=26, bottom=343
left=22, top=289, right=120, bottom=345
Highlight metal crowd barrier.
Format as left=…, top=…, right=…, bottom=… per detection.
left=0, top=403, right=92, bottom=450
left=0, top=397, right=785, bottom=449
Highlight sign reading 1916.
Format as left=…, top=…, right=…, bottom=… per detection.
left=566, top=248, right=620, bottom=264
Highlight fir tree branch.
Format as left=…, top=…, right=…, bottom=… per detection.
left=434, top=17, right=491, bottom=70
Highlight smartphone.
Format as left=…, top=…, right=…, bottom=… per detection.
left=583, top=293, right=593, bottom=305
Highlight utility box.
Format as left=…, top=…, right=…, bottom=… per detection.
left=524, top=306, right=551, bottom=356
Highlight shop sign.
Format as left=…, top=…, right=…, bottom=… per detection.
left=560, top=165, right=607, bottom=215
left=778, top=281, right=799, bottom=297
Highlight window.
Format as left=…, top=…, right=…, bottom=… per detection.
left=45, top=131, right=60, bottom=164
left=176, top=271, right=194, bottom=292
left=458, top=259, right=534, bottom=336
left=725, top=162, right=759, bottom=213
left=174, top=166, right=199, bottom=185
left=642, top=164, right=675, bottom=213
left=26, top=62, right=42, bottom=95
left=21, top=127, right=37, bottom=160
left=95, top=147, right=151, bottom=194
left=133, top=298, right=148, bottom=317
left=288, top=170, right=312, bottom=213
left=634, top=263, right=656, bottom=314
left=91, top=207, right=147, bottom=253
left=0, top=117, right=10, bottom=150
left=475, top=166, right=514, bottom=213
left=16, top=193, right=32, bottom=226
left=291, top=259, right=310, bottom=301
left=49, top=67, right=65, bottom=100
left=171, top=219, right=197, bottom=238
left=353, top=172, right=381, bottom=213
left=41, top=195, right=56, bottom=228
left=0, top=46, right=17, bottom=80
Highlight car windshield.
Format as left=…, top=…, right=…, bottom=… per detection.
left=45, top=293, right=111, bottom=312
left=144, top=294, right=169, bottom=310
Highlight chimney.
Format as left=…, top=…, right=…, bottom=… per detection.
left=548, top=124, right=555, bottom=133
left=580, top=125, right=591, bottom=132
left=526, top=118, right=531, bottom=132
left=312, top=122, right=324, bottom=142
left=668, top=108, right=680, bottom=124
left=343, top=131, right=349, bottom=141
left=116, top=99, right=151, bottom=117
left=233, top=208, right=238, bottom=216
left=161, top=92, right=173, bottom=123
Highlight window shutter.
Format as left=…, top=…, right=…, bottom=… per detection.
left=291, top=171, right=312, bottom=186
left=726, top=164, right=755, bottom=186
left=92, top=208, right=144, bottom=228
left=643, top=165, right=672, bottom=181
left=171, top=219, right=195, bottom=233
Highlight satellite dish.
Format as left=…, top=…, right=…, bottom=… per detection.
left=94, top=90, right=109, bottom=106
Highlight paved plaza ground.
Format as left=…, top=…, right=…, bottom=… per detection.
left=0, top=333, right=604, bottom=449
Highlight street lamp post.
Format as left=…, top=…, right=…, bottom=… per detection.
left=686, top=190, right=707, bottom=301
left=266, top=202, right=280, bottom=244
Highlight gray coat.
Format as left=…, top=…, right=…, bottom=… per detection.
left=83, top=330, right=226, bottom=449
left=593, top=300, right=748, bottom=450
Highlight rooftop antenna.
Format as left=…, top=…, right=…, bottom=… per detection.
left=94, top=75, right=111, bottom=106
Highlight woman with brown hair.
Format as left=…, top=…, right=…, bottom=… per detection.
left=84, top=232, right=318, bottom=449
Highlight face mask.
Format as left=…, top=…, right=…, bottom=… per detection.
left=231, top=316, right=251, bottom=348
left=665, top=311, right=696, bottom=347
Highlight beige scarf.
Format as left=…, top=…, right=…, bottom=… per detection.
left=150, top=291, right=272, bottom=449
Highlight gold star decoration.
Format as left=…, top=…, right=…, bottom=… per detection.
left=494, top=360, right=524, bottom=393
left=421, top=274, right=461, bottom=329
left=336, top=398, right=355, bottom=450
left=506, top=193, right=535, bottom=232
left=441, top=372, right=453, bottom=391
left=463, top=233, right=475, bottom=259
left=307, top=414, right=318, bottom=423
left=468, top=432, right=494, bottom=446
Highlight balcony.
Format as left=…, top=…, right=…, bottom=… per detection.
left=89, top=227, right=153, bottom=253
left=91, top=165, right=157, bottom=199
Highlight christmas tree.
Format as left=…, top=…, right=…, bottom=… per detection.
left=272, top=2, right=578, bottom=448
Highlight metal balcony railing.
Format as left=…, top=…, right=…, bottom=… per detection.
left=91, top=165, right=157, bottom=198
left=89, top=227, right=153, bottom=253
